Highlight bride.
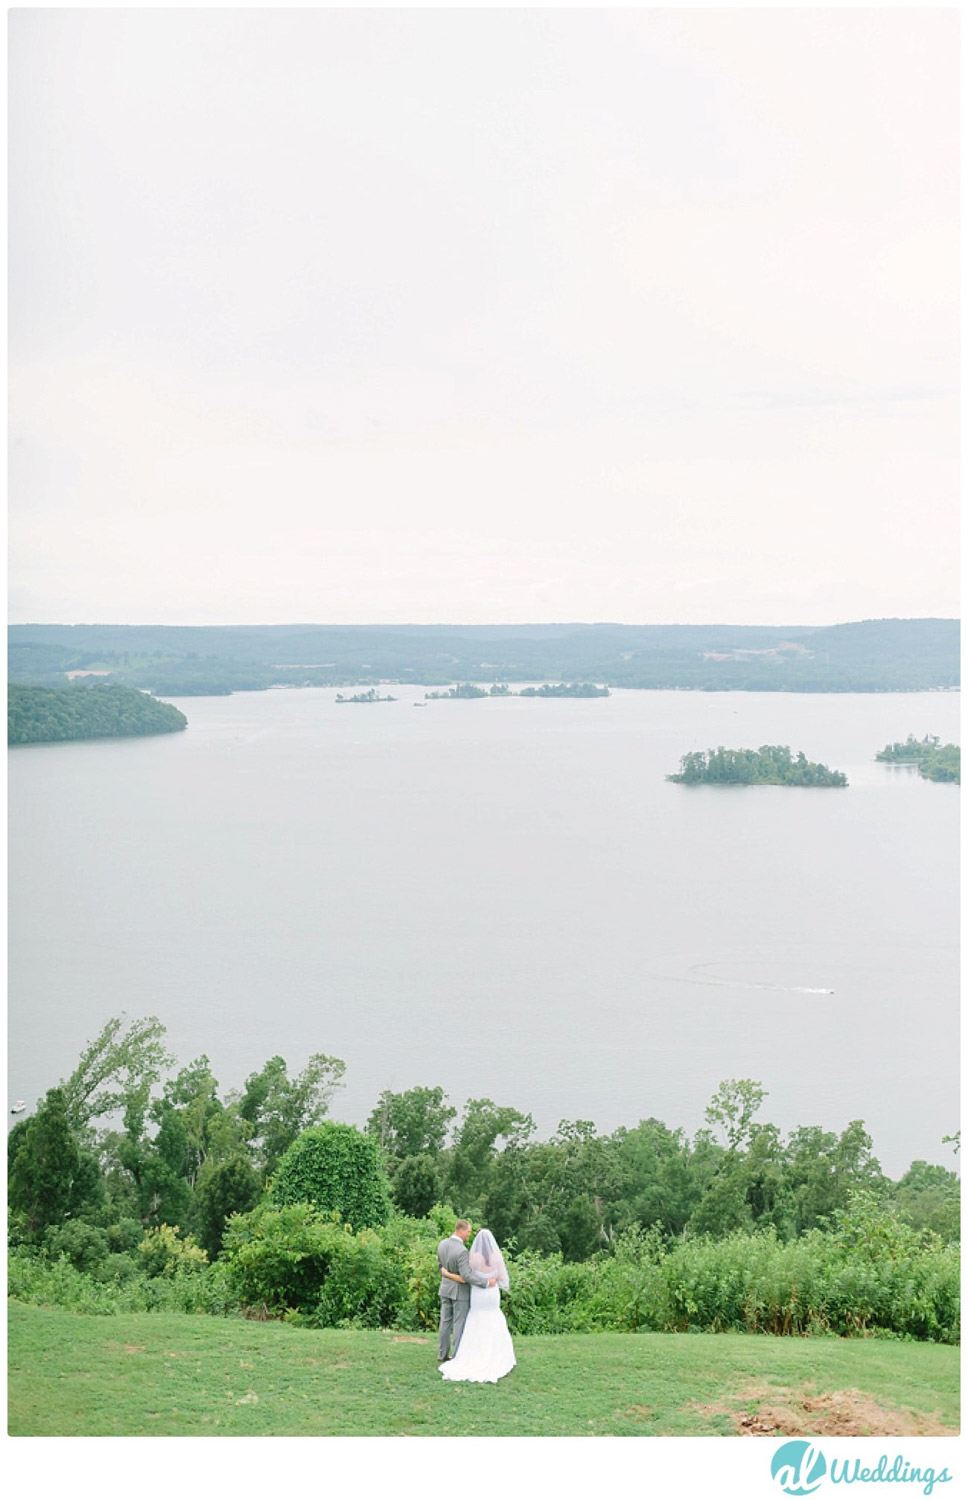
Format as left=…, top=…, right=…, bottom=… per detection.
left=438, top=1228, right=516, bottom=1383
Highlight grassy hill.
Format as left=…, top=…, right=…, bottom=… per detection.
left=9, top=1302, right=958, bottom=1437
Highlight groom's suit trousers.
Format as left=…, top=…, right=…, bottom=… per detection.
left=438, top=1293, right=471, bottom=1362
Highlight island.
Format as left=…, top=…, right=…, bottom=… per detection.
left=425, top=682, right=610, bottom=700
left=335, top=689, right=397, bottom=703
left=8, top=683, right=188, bottom=746
left=876, top=735, right=960, bottom=784
left=667, top=745, right=848, bottom=786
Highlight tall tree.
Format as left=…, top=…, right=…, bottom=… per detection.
left=236, top=1053, right=346, bottom=1178
left=60, top=1014, right=173, bottom=1133
left=704, top=1079, right=767, bottom=1153
left=366, top=1086, right=455, bottom=1158
left=444, top=1098, right=534, bottom=1210
left=8, top=1088, right=104, bottom=1237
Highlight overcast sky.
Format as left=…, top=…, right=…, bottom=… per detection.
left=8, top=8, right=959, bottom=626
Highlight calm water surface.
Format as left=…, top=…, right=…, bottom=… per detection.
left=8, top=688, right=960, bottom=1176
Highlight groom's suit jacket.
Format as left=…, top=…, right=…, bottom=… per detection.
left=437, top=1235, right=489, bottom=1303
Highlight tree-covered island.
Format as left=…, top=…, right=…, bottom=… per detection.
left=876, top=735, right=960, bottom=784
left=335, top=689, right=397, bottom=703
left=668, top=745, right=848, bottom=786
left=8, top=683, right=188, bottom=746
left=425, top=682, right=610, bottom=699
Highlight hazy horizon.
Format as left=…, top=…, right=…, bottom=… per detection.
left=8, top=612, right=959, bottom=630
left=9, top=9, right=958, bottom=627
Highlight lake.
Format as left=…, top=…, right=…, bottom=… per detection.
left=8, top=687, right=960, bottom=1177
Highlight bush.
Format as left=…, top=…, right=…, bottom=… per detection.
left=97, top=1252, right=140, bottom=1283
left=656, top=1200, right=960, bottom=1342
left=372, top=1212, right=446, bottom=1331
left=137, top=1224, right=208, bottom=1278
left=222, top=1201, right=401, bottom=1323
left=272, top=1123, right=392, bottom=1229
left=501, top=1249, right=602, bottom=1333
left=8, top=1245, right=235, bottom=1317
left=222, top=1201, right=348, bottom=1314
left=43, top=1221, right=110, bottom=1275
left=221, top=1203, right=460, bottom=1329
left=106, top=1218, right=144, bottom=1254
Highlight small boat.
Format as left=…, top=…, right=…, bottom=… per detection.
left=11, top=1100, right=26, bottom=1114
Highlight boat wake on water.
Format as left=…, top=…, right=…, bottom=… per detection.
left=654, top=963, right=835, bottom=996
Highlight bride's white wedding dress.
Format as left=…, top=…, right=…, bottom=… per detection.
left=439, top=1284, right=516, bottom=1383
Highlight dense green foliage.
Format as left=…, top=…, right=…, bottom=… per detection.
left=9, top=1197, right=959, bottom=1345
left=876, top=734, right=960, bottom=784
left=8, top=682, right=188, bottom=745
left=271, top=1123, right=392, bottom=1228
left=8, top=1021, right=960, bottom=1345
left=668, top=745, right=848, bottom=786
left=8, top=1089, right=105, bottom=1235
left=236, top=1053, right=347, bottom=1179
left=9, top=617, right=959, bottom=693
left=8, top=1238, right=232, bottom=1317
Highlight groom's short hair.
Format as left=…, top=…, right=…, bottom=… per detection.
left=455, top=1219, right=472, bottom=1235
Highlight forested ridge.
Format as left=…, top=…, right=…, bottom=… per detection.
left=9, top=1018, right=960, bottom=1342
left=8, top=617, right=959, bottom=695
left=8, top=683, right=188, bottom=745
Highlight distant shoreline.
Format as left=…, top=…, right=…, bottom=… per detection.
left=8, top=619, right=959, bottom=697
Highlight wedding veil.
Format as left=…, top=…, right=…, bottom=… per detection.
left=469, top=1228, right=509, bottom=1289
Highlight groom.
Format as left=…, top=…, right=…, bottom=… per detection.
left=437, top=1218, right=493, bottom=1362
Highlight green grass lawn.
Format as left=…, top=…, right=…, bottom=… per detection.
left=8, top=1301, right=959, bottom=1437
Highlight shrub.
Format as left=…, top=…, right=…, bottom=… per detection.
left=221, top=1201, right=348, bottom=1314
left=502, top=1250, right=603, bottom=1334
left=137, top=1224, right=208, bottom=1278
left=97, top=1252, right=140, bottom=1283
left=106, top=1218, right=144, bottom=1254
left=222, top=1201, right=405, bottom=1323
left=8, top=1244, right=236, bottom=1317
left=272, top=1123, right=392, bottom=1228
left=43, top=1221, right=110, bottom=1275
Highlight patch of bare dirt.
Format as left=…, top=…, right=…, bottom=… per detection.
left=691, top=1385, right=957, bottom=1437
left=391, top=1336, right=429, bottom=1344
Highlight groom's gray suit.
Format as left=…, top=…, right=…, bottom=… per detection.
left=437, top=1234, right=490, bottom=1361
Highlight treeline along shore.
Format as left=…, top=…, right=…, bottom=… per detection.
left=7, top=617, right=959, bottom=696
left=8, top=1017, right=960, bottom=1343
